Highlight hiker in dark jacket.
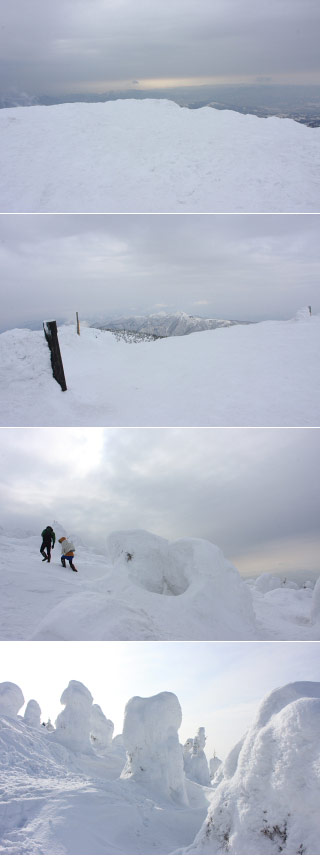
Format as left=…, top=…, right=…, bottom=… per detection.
left=40, top=526, right=56, bottom=563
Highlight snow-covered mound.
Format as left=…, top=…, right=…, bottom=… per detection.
left=1, top=313, right=320, bottom=427
left=0, top=529, right=319, bottom=641
left=186, top=681, right=320, bottom=855
left=32, top=530, right=257, bottom=641
left=1, top=99, right=319, bottom=212
left=95, top=311, right=242, bottom=338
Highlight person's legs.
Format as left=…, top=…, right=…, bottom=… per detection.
left=61, top=556, right=66, bottom=567
left=66, top=556, right=78, bottom=572
left=40, top=541, right=49, bottom=561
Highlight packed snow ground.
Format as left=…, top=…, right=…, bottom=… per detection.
left=0, top=680, right=319, bottom=854
left=1, top=311, right=319, bottom=427
left=1, top=99, right=320, bottom=212
left=0, top=529, right=318, bottom=642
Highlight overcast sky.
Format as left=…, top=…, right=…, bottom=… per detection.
left=0, top=214, right=319, bottom=330
left=0, top=427, right=319, bottom=576
left=0, top=0, right=319, bottom=96
left=3, top=640, right=320, bottom=759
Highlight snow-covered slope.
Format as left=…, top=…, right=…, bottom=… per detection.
left=0, top=99, right=319, bottom=212
left=1, top=311, right=319, bottom=427
left=94, top=311, right=242, bottom=337
left=0, top=529, right=318, bottom=641
left=186, top=682, right=320, bottom=855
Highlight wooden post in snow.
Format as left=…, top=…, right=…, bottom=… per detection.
left=43, top=320, right=67, bottom=391
left=308, top=305, right=312, bottom=316
left=76, top=311, right=80, bottom=335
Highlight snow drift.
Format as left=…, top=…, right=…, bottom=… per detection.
left=186, top=682, right=320, bottom=855
left=1, top=99, right=320, bottom=212
left=1, top=311, right=320, bottom=427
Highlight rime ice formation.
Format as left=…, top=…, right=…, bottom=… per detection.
left=121, top=691, right=188, bottom=805
left=24, top=699, right=41, bottom=728
left=183, top=728, right=211, bottom=787
left=90, top=704, right=114, bottom=754
left=187, top=682, right=320, bottom=855
left=0, top=682, right=24, bottom=717
left=209, top=756, right=222, bottom=781
left=54, top=680, right=93, bottom=754
left=45, top=718, right=55, bottom=732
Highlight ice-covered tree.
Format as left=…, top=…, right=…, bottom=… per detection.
left=121, top=691, right=188, bottom=805
left=209, top=753, right=222, bottom=781
left=0, top=682, right=24, bottom=717
left=24, top=699, right=41, bottom=728
left=184, top=727, right=211, bottom=786
left=90, top=704, right=114, bottom=754
left=54, top=680, right=93, bottom=754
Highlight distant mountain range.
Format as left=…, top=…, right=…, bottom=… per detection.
left=92, top=311, right=253, bottom=338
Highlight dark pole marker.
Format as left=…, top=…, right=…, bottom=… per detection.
left=43, top=320, right=67, bottom=391
left=308, top=305, right=312, bottom=316
left=76, top=312, right=80, bottom=335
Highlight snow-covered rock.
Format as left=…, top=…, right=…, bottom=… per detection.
left=187, top=682, right=320, bottom=854
left=121, top=691, right=188, bottom=806
left=90, top=704, right=114, bottom=754
left=0, top=682, right=24, bottom=717
left=54, top=680, right=93, bottom=754
left=0, top=99, right=319, bottom=212
left=24, top=699, right=41, bottom=728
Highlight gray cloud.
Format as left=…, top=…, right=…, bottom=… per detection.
left=0, top=0, right=319, bottom=95
left=0, top=427, right=319, bottom=575
left=0, top=214, right=319, bottom=330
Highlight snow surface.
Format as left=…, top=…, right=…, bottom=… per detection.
left=1, top=681, right=319, bottom=855
left=1, top=99, right=320, bottom=212
left=186, top=682, right=320, bottom=855
left=1, top=311, right=320, bottom=427
left=0, top=529, right=319, bottom=641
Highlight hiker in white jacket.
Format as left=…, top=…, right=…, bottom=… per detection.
left=58, top=537, right=78, bottom=573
